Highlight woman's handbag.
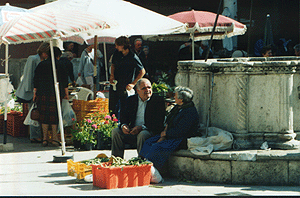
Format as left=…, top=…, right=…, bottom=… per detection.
left=30, top=103, right=40, bottom=121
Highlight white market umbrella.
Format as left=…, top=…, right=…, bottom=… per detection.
left=0, top=3, right=30, bottom=26
left=31, top=0, right=187, bottom=37
left=0, top=10, right=113, bottom=156
left=31, top=0, right=187, bottom=80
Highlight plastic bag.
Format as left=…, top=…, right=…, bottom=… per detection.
left=84, top=174, right=93, bottom=183
left=150, top=166, right=164, bottom=184
left=24, top=103, right=40, bottom=127
left=76, top=76, right=84, bottom=86
left=0, top=77, right=14, bottom=103
left=62, top=99, right=76, bottom=127
left=188, top=127, right=233, bottom=155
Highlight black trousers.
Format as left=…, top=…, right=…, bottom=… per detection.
left=109, top=86, right=128, bottom=118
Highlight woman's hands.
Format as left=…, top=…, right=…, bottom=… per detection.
left=157, top=130, right=167, bottom=143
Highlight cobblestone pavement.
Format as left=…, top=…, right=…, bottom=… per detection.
left=1, top=134, right=300, bottom=196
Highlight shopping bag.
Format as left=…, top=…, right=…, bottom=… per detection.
left=62, top=99, right=76, bottom=127
left=30, top=102, right=40, bottom=121
left=24, top=104, right=40, bottom=127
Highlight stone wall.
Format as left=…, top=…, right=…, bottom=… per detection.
left=168, top=149, right=300, bottom=185
left=175, top=57, right=300, bottom=150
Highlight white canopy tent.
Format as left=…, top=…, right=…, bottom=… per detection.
left=1, top=0, right=187, bottom=155
left=0, top=9, right=113, bottom=155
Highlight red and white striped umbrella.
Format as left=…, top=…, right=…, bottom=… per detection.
left=0, top=10, right=112, bottom=44
left=0, top=9, right=115, bottom=156
left=145, top=10, right=246, bottom=42
left=61, top=35, right=116, bottom=45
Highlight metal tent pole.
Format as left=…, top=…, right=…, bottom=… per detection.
left=103, top=42, right=108, bottom=81
left=49, top=40, right=66, bottom=155
left=247, top=0, right=254, bottom=56
left=205, top=0, right=223, bottom=137
left=191, top=32, right=195, bottom=61
left=3, top=43, right=8, bottom=144
left=205, top=0, right=223, bottom=62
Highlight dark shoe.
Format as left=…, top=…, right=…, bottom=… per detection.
left=42, top=140, right=48, bottom=147
left=51, top=140, right=61, bottom=147
left=31, top=138, right=42, bottom=143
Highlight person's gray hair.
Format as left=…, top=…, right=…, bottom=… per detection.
left=175, top=86, right=193, bottom=103
left=294, top=44, right=300, bottom=52
left=134, top=38, right=143, bottom=45
left=136, top=78, right=151, bottom=90
left=201, top=40, right=209, bottom=47
left=61, top=51, right=73, bottom=59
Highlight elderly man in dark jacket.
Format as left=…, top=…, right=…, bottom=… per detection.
left=111, top=78, right=165, bottom=158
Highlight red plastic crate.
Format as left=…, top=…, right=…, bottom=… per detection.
left=7, top=112, right=28, bottom=137
left=0, top=114, right=3, bottom=134
left=92, top=163, right=152, bottom=189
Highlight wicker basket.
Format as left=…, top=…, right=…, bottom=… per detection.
left=72, top=98, right=109, bottom=122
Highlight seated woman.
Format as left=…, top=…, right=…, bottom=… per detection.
left=139, top=86, right=199, bottom=177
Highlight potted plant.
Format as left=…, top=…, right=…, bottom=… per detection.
left=152, top=71, right=175, bottom=98
left=89, top=112, right=119, bottom=150
left=71, top=118, right=97, bottom=150
left=152, top=82, right=169, bottom=97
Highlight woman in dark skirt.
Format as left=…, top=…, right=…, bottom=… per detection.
left=33, top=47, right=69, bottom=146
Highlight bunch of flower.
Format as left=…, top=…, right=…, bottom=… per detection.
left=71, top=112, right=119, bottom=147
left=71, top=118, right=97, bottom=145
left=90, top=112, right=119, bottom=146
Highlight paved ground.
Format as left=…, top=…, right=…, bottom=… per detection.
left=1, top=134, right=300, bottom=196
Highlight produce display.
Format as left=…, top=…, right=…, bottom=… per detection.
left=67, top=154, right=152, bottom=180
left=103, top=156, right=152, bottom=167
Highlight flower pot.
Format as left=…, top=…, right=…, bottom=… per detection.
left=73, top=140, right=82, bottom=149
left=84, top=143, right=93, bottom=151
left=96, top=131, right=111, bottom=150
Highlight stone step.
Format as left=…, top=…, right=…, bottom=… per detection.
left=167, top=149, right=300, bottom=185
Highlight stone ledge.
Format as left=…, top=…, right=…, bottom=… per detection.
left=169, top=149, right=300, bottom=185
left=172, top=149, right=300, bottom=161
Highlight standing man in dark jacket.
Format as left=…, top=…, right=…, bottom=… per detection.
left=111, top=78, right=165, bottom=158
left=109, top=36, right=146, bottom=117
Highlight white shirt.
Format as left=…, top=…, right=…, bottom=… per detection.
left=135, top=96, right=149, bottom=127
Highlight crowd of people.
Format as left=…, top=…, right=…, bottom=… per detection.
left=15, top=36, right=201, bottom=182
left=17, top=35, right=300, bottom=182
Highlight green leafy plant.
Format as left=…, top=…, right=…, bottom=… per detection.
left=0, top=90, right=23, bottom=115
left=91, top=112, right=118, bottom=146
left=152, top=82, right=169, bottom=96
left=71, top=118, right=97, bottom=145
left=71, top=112, right=118, bottom=147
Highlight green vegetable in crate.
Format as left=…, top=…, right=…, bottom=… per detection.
left=127, top=157, right=152, bottom=166
left=80, top=153, right=110, bottom=165
left=80, top=157, right=109, bottom=165
left=108, top=155, right=129, bottom=167
left=103, top=156, right=152, bottom=167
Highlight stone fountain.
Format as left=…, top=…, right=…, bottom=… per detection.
left=167, top=57, right=300, bottom=185
left=175, top=56, right=300, bottom=150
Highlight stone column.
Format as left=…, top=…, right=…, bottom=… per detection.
left=268, top=74, right=300, bottom=149
left=233, top=74, right=252, bottom=149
